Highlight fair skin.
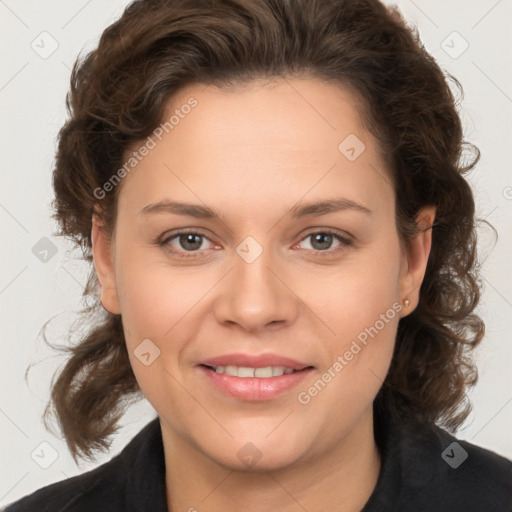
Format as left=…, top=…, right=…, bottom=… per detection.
left=92, top=77, right=435, bottom=512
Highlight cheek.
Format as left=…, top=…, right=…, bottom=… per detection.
left=114, top=259, right=198, bottom=407
left=114, top=247, right=202, bottom=342
left=320, top=243, right=402, bottom=336
left=321, top=282, right=400, bottom=394
left=313, top=239, right=403, bottom=391
left=297, top=270, right=401, bottom=436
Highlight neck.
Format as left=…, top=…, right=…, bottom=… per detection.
left=162, top=408, right=381, bottom=512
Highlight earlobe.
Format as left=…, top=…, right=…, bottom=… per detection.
left=400, top=206, right=436, bottom=314
left=91, top=213, right=121, bottom=315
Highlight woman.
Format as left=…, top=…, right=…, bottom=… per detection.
left=3, top=0, right=511, bottom=510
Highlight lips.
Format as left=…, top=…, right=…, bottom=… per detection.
left=197, top=353, right=314, bottom=401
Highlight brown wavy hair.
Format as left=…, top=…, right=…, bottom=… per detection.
left=37, top=0, right=486, bottom=462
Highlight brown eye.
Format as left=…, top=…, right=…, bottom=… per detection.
left=160, top=230, right=214, bottom=258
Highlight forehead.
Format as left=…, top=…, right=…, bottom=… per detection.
left=117, top=77, right=393, bottom=219
left=168, top=77, right=367, bottom=154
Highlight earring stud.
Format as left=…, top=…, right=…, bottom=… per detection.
left=403, top=298, right=410, bottom=307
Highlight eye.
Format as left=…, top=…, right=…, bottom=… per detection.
left=157, top=228, right=352, bottom=259
left=159, top=230, right=215, bottom=258
left=296, top=229, right=352, bottom=254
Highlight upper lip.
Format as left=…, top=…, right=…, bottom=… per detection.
left=199, top=353, right=312, bottom=370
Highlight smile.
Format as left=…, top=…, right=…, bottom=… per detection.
left=198, top=362, right=314, bottom=401
left=208, top=365, right=297, bottom=378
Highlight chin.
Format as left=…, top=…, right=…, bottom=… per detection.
left=203, top=434, right=309, bottom=473
left=218, top=450, right=304, bottom=474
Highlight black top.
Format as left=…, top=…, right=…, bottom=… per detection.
left=3, top=408, right=512, bottom=512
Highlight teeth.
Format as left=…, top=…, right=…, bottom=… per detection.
left=272, top=367, right=283, bottom=377
left=238, top=366, right=255, bottom=378
left=255, top=367, right=272, bottom=378
left=225, top=365, right=239, bottom=376
left=212, top=365, right=297, bottom=378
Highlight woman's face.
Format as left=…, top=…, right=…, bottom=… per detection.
left=93, top=77, right=433, bottom=471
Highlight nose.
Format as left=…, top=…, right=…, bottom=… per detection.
left=213, top=241, right=299, bottom=334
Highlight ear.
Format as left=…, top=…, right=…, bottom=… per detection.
left=91, top=212, right=121, bottom=314
left=399, top=206, right=436, bottom=315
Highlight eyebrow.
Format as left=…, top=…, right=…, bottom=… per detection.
left=139, top=197, right=372, bottom=219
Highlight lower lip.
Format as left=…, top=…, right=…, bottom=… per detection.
left=198, top=365, right=314, bottom=401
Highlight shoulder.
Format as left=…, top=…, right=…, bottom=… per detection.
left=399, top=420, right=512, bottom=511
left=1, top=455, right=125, bottom=512
left=1, top=418, right=163, bottom=512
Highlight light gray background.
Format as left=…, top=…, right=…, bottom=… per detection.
left=1, top=0, right=511, bottom=506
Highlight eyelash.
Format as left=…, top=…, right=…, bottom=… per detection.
left=157, top=228, right=353, bottom=259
